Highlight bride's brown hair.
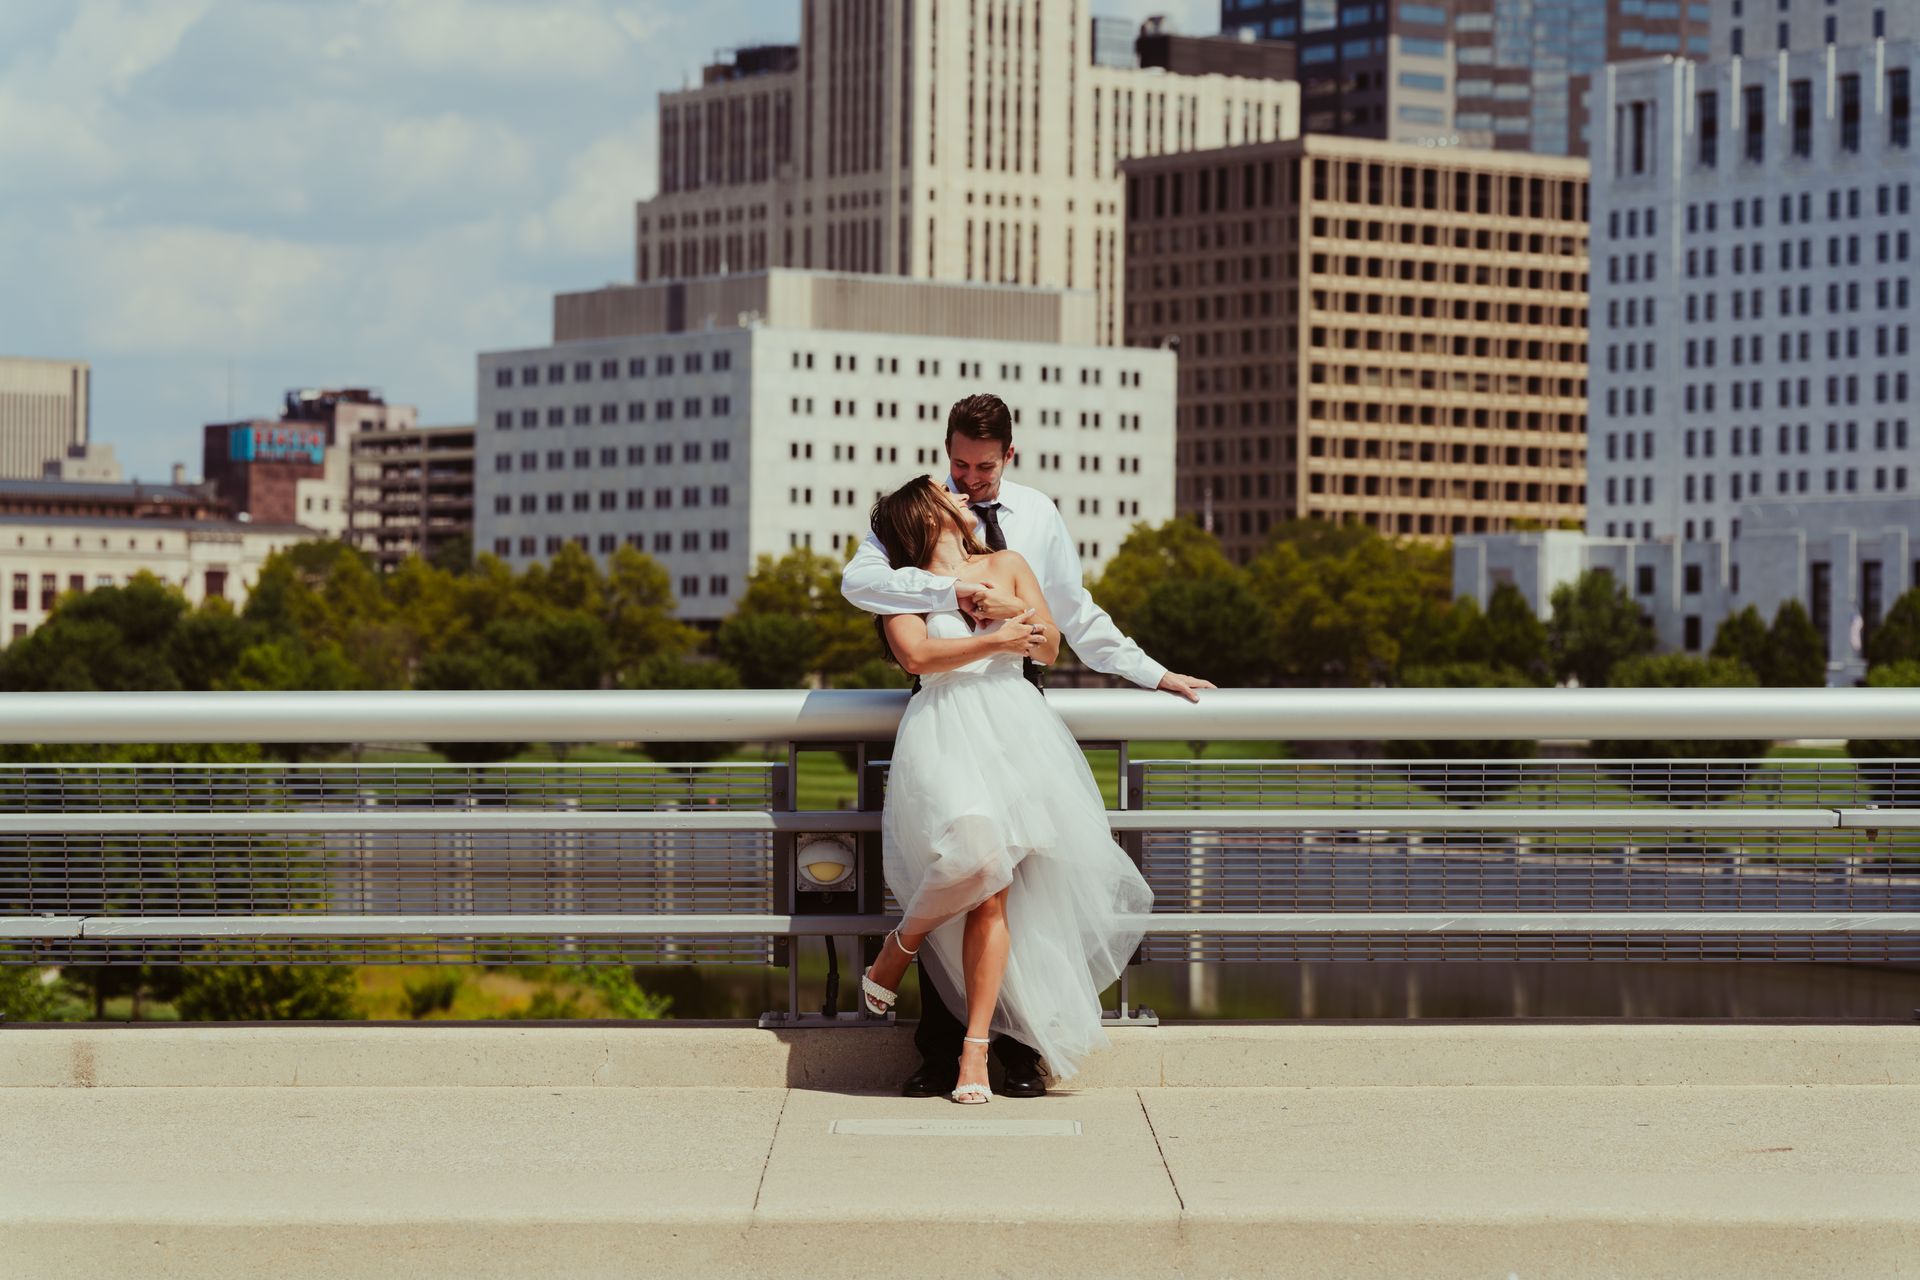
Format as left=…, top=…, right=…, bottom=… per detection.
left=868, top=476, right=992, bottom=665
left=869, top=475, right=990, bottom=569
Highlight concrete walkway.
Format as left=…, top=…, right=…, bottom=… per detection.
left=4, top=1025, right=1919, bottom=1277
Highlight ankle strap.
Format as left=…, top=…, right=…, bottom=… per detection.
left=962, top=1036, right=991, bottom=1044
left=888, top=928, right=919, bottom=958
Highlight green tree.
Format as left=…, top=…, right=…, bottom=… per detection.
left=1766, top=600, right=1827, bottom=686
left=1131, top=573, right=1273, bottom=688
left=1088, top=518, right=1237, bottom=639
left=716, top=612, right=819, bottom=688
left=0, top=572, right=195, bottom=691
left=1467, top=583, right=1550, bottom=683
left=604, top=546, right=700, bottom=677
left=0, top=967, right=72, bottom=1021
left=173, top=965, right=363, bottom=1021
left=729, top=549, right=871, bottom=682
left=1709, top=605, right=1769, bottom=682
left=1865, top=587, right=1920, bottom=670
left=1546, top=570, right=1653, bottom=687
left=1247, top=520, right=1452, bottom=686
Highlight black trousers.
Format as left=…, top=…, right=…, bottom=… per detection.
left=912, top=952, right=1041, bottom=1074
left=904, top=660, right=1046, bottom=1075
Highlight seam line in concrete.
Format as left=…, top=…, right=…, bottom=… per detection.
left=751, top=1088, right=790, bottom=1215
left=1135, top=1088, right=1184, bottom=1213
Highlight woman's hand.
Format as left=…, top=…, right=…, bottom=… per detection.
left=989, top=608, right=1046, bottom=656
left=958, top=581, right=1027, bottom=622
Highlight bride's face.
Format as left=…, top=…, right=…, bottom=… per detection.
left=933, top=485, right=979, bottom=540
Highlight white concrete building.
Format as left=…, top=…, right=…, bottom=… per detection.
left=0, top=513, right=314, bottom=642
left=1588, top=7, right=1917, bottom=542
left=637, top=3, right=1300, bottom=345
left=475, top=270, right=1176, bottom=622
left=1455, top=494, right=1920, bottom=685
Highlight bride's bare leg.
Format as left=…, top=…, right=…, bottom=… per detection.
left=956, top=887, right=1010, bottom=1092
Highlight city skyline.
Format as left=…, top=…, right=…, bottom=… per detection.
left=0, top=0, right=1217, bottom=484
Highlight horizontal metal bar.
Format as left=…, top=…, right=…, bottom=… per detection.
left=1, top=687, right=1916, bottom=744
left=0, top=917, right=84, bottom=938
left=71, top=914, right=875, bottom=939
left=1837, top=809, right=1920, bottom=829
left=1109, top=809, right=1847, bottom=831
left=0, top=812, right=885, bottom=835
left=1133, top=912, right=1920, bottom=934
left=2, top=911, right=1912, bottom=942
left=0, top=807, right=1893, bottom=836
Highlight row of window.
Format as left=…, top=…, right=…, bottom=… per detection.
left=492, top=350, right=733, bottom=388
left=1674, top=184, right=1914, bottom=237
left=1672, top=279, right=1914, bottom=325
left=792, top=348, right=1140, bottom=388
left=491, top=486, right=732, bottom=514
left=1693, top=71, right=1910, bottom=167
left=1684, top=325, right=1913, bottom=369
left=1661, top=419, right=1915, bottom=459
left=1653, top=370, right=1913, bottom=416
left=492, top=397, right=733, bottom=429
left=1604, top=464, right=1913, bottom=508
left=493, top=442, right=732, bottom=472
left=1679, top=230, right=1912, bottom=279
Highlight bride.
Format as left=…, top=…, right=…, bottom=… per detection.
left=857, top=475, right=1154, bottom=1104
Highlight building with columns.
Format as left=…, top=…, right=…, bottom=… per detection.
left=635, top=3, right=1300, bottom=345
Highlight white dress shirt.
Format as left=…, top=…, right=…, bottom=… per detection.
left=840, top=476, right=1168, bottom=690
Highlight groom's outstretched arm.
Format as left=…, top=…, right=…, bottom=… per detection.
left=1036, top=505, right=1168, bottom=692
left=840, top=529, right=962, bottom=616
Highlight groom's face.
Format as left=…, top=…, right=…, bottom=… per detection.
left=946, top=434, right=1013, bottom=503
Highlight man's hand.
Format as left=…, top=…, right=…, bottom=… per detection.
left=956, top=580, right=1027, bottom=622
left=1156, top=672, right=1217, bottom=703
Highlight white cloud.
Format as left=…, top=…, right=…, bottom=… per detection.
left=518, top=118, right=659, bottom=257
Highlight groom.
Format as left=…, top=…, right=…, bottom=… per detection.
left=840, top=392, right=1214, bottom=1098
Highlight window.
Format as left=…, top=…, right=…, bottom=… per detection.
left=1697, top=90, right=1718, bottom=167
left=1745, top=85, right=1766, bottom=163
left=1893, top=69, right=1912, bottom=149
left=1790, top=79, right=1812, bottom=157
left=1839, top=74, right=1861, bottom=152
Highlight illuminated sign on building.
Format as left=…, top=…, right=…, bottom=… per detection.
left=229, top=423, right=327, bottom=465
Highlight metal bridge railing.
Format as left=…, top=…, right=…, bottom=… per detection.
left=1, top=689, right=1916, bottom=1023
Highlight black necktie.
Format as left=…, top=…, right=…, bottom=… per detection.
left=973, top=502, right=1007, bottom=551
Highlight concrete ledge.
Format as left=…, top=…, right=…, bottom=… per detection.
left=9, top=1217, right=1919, bottom=1280
left=3, top=1022, right=1917, bottom=1088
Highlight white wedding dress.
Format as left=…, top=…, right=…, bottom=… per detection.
left=880, top=608, right=1154, bottom=1081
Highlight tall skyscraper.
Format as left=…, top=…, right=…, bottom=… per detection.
left=636, top=1, right=1299, bottom=344
left=1124, top=135, right=1591, bottom=560
left=1586, top=3, right=1917, bottom=542
left=1221, top=0, right=1712, bottom=155
left=0, top=357, right=89, bottom=481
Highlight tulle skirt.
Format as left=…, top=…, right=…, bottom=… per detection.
left=880, top=664, right=1153, bottom=1081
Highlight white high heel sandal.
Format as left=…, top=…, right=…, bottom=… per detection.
left=951, top=1037, right=993, bottom=1105
left=860, top=928, right=917, bottom=1016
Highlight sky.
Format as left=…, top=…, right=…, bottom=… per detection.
left=0, top=0, right=1217, bottom=482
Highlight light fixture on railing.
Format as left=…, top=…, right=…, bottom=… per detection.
left=795, top=833, right=856, bottom=892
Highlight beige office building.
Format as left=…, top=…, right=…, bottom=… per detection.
left=0, top=357, right=89, bottom=481
left=635, top=3, right=1300, bottom=344
left=1123, top=135, right=1591, bottom=561
left=350, top=424, right=475, bottom=570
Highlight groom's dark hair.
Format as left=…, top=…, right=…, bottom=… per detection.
left=946, top=393, right=1013, bottom=452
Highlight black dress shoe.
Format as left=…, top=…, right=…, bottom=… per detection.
left=995, top=1057, right=1048, bottom=1098
left=901, top=1061, right=957, bottom=1098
